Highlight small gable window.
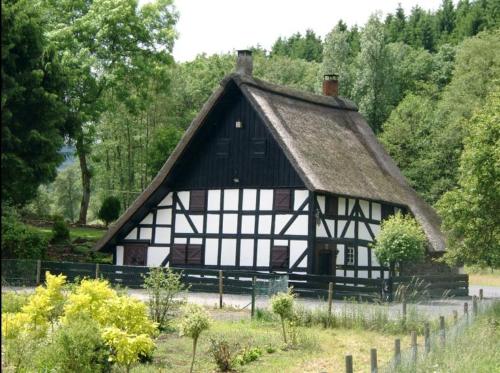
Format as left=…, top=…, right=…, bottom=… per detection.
left=325, top=195, right=338, bottom=217
left=190, top=190, right=206, bottom=212
left=274, top=189, right=292, bottom=211
left=271, top=246, right=289, bottom=270
left=171, top=244, right=203, bottom=266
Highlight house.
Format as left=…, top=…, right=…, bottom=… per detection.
left=95, top=50, right=448, bottom=280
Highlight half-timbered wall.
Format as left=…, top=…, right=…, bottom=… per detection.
left=116, top=188, right=310, bottom=273
left=314, top=194, right=403, bottom=279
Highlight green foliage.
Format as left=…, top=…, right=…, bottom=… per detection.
left=234, top=346, right=263, bottom=365
left=142, top=267, right=187, bottom=330
left=437, top=86, right=500, bottom=268
left=1, top=292, right=30, bottom=313
left=271, top=29, right=323, bottom=62
left=371, top=212, right=427, bottom=269
left=178, top=303, right=211, bottom=373
left=98, top=196, right=121, bottom=227
left=208, top=337, right=239, bottom=371
left=1, top=0, right=68, bottom=206
left=52, top=215, right=70, bottom=243
left=147, top=126, right=184, bottom=178
left=1, top=208, right=47, bottom=259
left=53, top=164, right=82, bottom=222
left=270, top=288, right=296, bottom=344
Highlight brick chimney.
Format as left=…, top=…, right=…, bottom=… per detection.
left=236, top=50, right=253, bottom=76
left=323, top=74, right=339, bottom=97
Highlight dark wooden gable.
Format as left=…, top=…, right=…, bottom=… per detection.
left=167, top=86, right=305, bottom=189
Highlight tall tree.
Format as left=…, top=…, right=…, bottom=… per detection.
left=270, top=30, right=323, bottom=62
left=40, top=0, right=178, bottom=223
left=1, top=0, right=68, bottom=206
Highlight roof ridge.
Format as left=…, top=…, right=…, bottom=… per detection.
left=223, top=73, right=359, bottom=112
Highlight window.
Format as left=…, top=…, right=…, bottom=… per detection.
left=381, top=204, right=395, bottom=220
left=346, top=246, right=355, bottom=266
left=274, top=189, right=292, bottom=211
left=251, top=138, right=266, bottom=158
left=271, top=246, right=289, bottom=270
left=190, top=190, right=206, bottom=212
left=325, top=195, right=338, bottom=217
left=171, top=244, right=203, bottom=266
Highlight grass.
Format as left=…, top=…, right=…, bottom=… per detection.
left=132, top=316, right=411, bottom=373
left=466, top=267, right=500, bottom=287
left=411, top=300, right=500, bottom=373
left=29, top=225, right=106, bottom=242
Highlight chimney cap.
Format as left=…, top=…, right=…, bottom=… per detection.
left=236, top=49, right=253, bottom=76
left=237, top=49, right=252, bottom=56
left=324, top=74, right=339, bottom=80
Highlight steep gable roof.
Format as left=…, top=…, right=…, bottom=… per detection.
left=95, top=73, right=445, bottom=252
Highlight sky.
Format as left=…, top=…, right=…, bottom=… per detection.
left=170, top=0, right=443, bottom=62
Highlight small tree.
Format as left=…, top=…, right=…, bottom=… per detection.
left=179, top=304, right=211, bottom=373
left=98, top=196, right=121, bottom=227
left=371, top=212, right=426, bottom=276
left=51, top=216, right=70, bottom=243
left=270, top=288, right=295, bottom=344
left=142, top=267, right=188, bottom=330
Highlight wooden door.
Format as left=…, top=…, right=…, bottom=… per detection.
left=315, top=242, right=338, bottom=275
left=123, top=244, right=148, bottom=266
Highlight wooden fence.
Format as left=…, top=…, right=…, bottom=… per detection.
left=1, top=259, right=468, bottom=302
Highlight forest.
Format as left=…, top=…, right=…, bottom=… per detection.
left=2, top=0, right=499, bottom=268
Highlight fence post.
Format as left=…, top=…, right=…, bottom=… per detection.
left=411, top=331, right=417, bottom=364
left=453, top=310, right=458, bottom=324
left=370, top=348, right=378, bottom=373
left=394, top=339, right=401, bottom=367
left=251, top=276, right=256, bottom=318
left=472, top=296, right=478, bottom=316
left=439, top=316, right=446, bottom=348
left=328, top=282, right=334, bottom=316
left=464, top=302, right=469, bottom=324
left=345, top=355, right=353, bottom=373
left=424, top=322, right=430, bottom=354
left=95, top=263, right=100, bottom=279
left=219, top=270, right=223, bottom=309
left=479, top=288, right=483, bottom=301
left=402, top=301, right=407, bottom=324
left=36, top=260, right=41, bottom=285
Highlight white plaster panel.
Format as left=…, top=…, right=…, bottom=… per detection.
left=191, top=215, right=204, bottom=233
left=222, top=214, right=238, bottom=234
left=258, top=215, right=272, bottom=234
left=220, top=239, right=236, bottom=266
left=359, top=223, right=373, bottom=241
left=155, top=227, right=171, bottom=244
left=125, top=228, right=137, bottom=240
left=140, top=213, right=154, bottom=225
left=257, top=240, right=270, bottom=267
left=240, top=239, right=254, bottom=266
left=175, top=214, right=194, bottom=234
left=177, top=191, right=190, bottom=209
left=174, top=237, right=187, bottom=244
left=371, top=250, right=380, bottom=266
left=338, top=197, right=347, bottom=215
left=370, top=224, right=381, bottom=238
left=156, top=208, right=172, bottom=224
left=259, top=189, right=273, bottom=210
left=325, top=219, right=335, bottom=237
left=290, top=240, right=307, bottom=268
left=348, top=199, right=356, bottom=215
left=242, top=189, right=257, bottom=210
left=205, top=239, right=218, bottom=265
left=337, top=245, right=345, bottom=265
left=208, top=190, right=221, bottom=210
left=297, top=256, right=307, bottom=268
left=206, top=214, right=220, bottom=234
left=116, top=246, right=124, bottom=265
left=337, top=220, right=346, bottom=236
left=241, top=215, right=255, bottom=234
left=274, top=214, right=293, bottom=234
left=359, top=200, right=370, bottom=218
left=372, top=271, right=381, bottom=279
left=284, top=215, right=309, bottom=236
left=274, top=239, right=288, bottom=246
left=358, top=246, right=368, bottom=266
left=139, top=228, right=152, bottom=240
left=158, top=193, right=172, bottom=206
left=190, top=238, right=203, bottom=244
left=147, top=246, right=169, bottom=267
left=358, top=270, right=368, bottom=279
left=294, top=190, right=309, bottom=210
left=346, top=270, right=355, bottom=278
left=371, top=203, right=381, bottom=220
left=336, top=270, right=344, bottom=277
left=317, top=195, right=325, bottom=213
left=316, top=220, right=328, bottom=238
left=344, top=221, right=355, bottom=239
left=223, top=189, right=239, bottom=210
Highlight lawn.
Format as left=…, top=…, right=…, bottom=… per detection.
left=466, top=267, right=500, bottom=287
left=133, top=312, right=411, bottom=373
left=29, top=225, right=106, bottom=242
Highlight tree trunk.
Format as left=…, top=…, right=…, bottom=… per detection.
left=190, top=337, right=198, bottom=373
left=76, top=135, right=91, bottom=225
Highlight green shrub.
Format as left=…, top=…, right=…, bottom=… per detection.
left=98, top=196, right=121, bottom=227
left=235, top=346, right=263, bottom=365
left=1, top=292, right=30, bottom=313
left=52, top=215, right=70, bottom=243
left=209, top=337, right=239, bottom=371
left=371, top=212, right=427, bottom=274
left=178, top=304, right=211, bottom=373
left=1, top=210, right=47, bottom=259
left=270, top=288, right=295, bottom=344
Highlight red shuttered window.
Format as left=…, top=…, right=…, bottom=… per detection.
left=274, top=189, right=292, bottom=211
left=190, top=190, right=207, bottom=212
left=171, top=244, right=203, bottom=266
left=271, top=246, right=289, bottom=270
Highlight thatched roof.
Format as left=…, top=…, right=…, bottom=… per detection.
left=95, top=72, right=445, bottom=253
